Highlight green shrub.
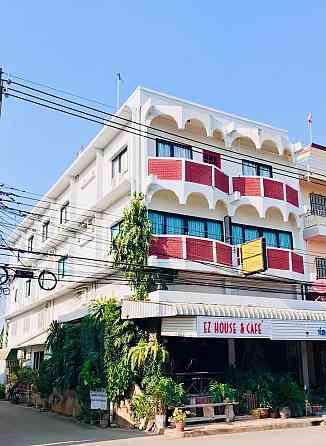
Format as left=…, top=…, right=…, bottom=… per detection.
left=0, top=384, right=5, bottom=399
left=209, top=382, right=237, bottom=403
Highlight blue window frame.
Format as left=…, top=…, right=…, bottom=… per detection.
left=148, top=211, right=223, bottom=241
left=231, top=223, right=293, bottom=249
left=110, top=221, right=122, bottom=240
left=156, top=139, right=192, bottom=160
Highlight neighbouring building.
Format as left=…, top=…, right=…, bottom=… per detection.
left=3, top=87, right=326, bottom=389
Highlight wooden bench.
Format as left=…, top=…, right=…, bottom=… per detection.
left=169, top=402, right=239, bottom=424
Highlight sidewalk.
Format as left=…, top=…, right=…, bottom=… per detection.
left=165, top=416, right=325, bottom=439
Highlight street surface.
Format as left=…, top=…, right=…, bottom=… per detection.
left=0, top=401, right=325, bottom=446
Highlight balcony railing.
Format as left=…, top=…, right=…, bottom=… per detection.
left=316, top=257, right=326, bottom=279
left=148, top=158, right=229, bottom=194
left=232, top=177, right=299, bottom=207
left=310, top=193, right=326, bottom=217
left=149, top=235, right=304, bottom=275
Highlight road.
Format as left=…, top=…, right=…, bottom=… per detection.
left=0, top=401, right=325, bottom=446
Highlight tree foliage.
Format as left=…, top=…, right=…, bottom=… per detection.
left=112, top=193, right=165, bottom=300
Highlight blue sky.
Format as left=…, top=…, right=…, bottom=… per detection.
left=0, top=1, right=325, bottom=194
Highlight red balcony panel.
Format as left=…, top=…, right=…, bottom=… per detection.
left=186, top=238, right=214, bottom=262
left=286, top=185, right=299, bottom=207
left=232, top=177, right=261, bottom=196
left=263, top=179, right=284, bottom=200
left=150, top=236, right=183, bottom=259
left=267, top=248, right=290, bottom=270
left=291, top=252, right=304, bottom=274
left=203, top=149, right=221, bottom=169
left=215, top=169, right=229, bottom=194
left=148, top=159, right=182, bottom=181
left=185, top=161, right=212, bottom=186
left=216, top=242, right=232, bottom=266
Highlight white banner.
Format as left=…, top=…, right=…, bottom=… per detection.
left=90, top=389, right=107, bottom=410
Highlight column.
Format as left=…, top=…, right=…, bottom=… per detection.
left=228, top=339, right=236, bottom=368
left=301, top=340, right=310, bottom=389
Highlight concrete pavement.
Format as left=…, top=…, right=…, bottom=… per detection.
left=0, top=401, right=325, bottom=446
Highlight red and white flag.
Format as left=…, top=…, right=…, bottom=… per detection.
left=307, top=112, right=313, bottom=125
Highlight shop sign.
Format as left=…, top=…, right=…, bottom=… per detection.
left=197, top=316, right=271, bottom=338
left=241, top=238, right=267, bottom=275
left=90, top=389, right=107, bottom=410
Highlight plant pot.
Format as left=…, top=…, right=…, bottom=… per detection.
left=280, top=407, right=291, bottom=419
left=270, top=410, right=279, bottom=419
left=251, top=408, right=261, bottom=418
left=175, top=421, right=185, bottom=432
left=259, top=408, right=270, bottom=419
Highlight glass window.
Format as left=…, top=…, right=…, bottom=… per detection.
left=166, top=215, right=184, bottom=235
left=259, top=164, right=273, bottom=178
left=112, top=148, right=128, bottom=178
left=25, top=279, right=31, bottom=297
left=242, top=160, right=272, bottom=178
left=244, top=227, right=259, bottom=242
left=242, top=160, right=257, bottom=176
left=157, top=141, right=171, bottom=157
left=58, top=256, right=68, bottom=279
left=278, top=232, right=292, bottom=249
left=188, top=219, right=206, bottom=238
left=149, top=212, right=165, bottom=235
left=60, top=203, right=69, bottom=224
left=207, top=221, right=223, bottom=240
left=174, top=144, right=192, bottom=159
left=156, top=140, right=192, bottom=159
left=42, top=221, right=49, bottom=242
left=111, top=222, right=121, bottom=240
left=263, top=230, right=278, bottom=247
left=231, top=224, right=244, bottom=245
left=27, top=236, right=34, bottom=252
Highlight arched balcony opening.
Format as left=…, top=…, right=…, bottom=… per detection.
left=186, top=192, right=210, bottom=211
left=149, top=189, right=180, bottom=211
left=212, top=129, right=225, bottom=148
left=231, top=136, right=257, bottom=152
left=150, top=114, right=179, bottom=131
left=283, top=147, right=293, bottom=162
left=260, top=139, right=279, bottom=156
left=184, top=118, right=207, bottom=137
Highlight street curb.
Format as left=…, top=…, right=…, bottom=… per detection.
left=164, top=417, right=325, bottom=439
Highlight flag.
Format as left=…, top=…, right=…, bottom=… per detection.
left=307, top=112, right=312, bottom=125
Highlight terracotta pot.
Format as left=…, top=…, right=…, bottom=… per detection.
left=259, top=408, right=270, bottom=419
left=175, top=422, right=185, bottom=432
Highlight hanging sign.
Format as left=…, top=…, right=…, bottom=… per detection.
left=0, top=266, right=9, bottom=286
left=38, top=270, right=57, bottom=291
left=90, top=389, right=108, bottom=410
left=241, top=237, right=267, bottom=275
left=197, top=316, right=271, bottom=338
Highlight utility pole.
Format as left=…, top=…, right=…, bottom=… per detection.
left=116, top=73, right=123, bottom=111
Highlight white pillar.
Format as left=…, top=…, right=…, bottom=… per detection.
left=301, top=341, right=310, bottom=389
left=228, top=339, right=236, bottom=368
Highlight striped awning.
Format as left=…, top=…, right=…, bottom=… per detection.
left=121, top=300, right=326, bottom=322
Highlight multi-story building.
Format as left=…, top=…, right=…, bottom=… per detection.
left=3, top=88, right=326, bottom=388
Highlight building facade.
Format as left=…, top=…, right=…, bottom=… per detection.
left=3, top=88, right=326, bottom=387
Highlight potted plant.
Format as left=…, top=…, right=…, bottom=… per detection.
left=171, top=408, right=189, bottom=432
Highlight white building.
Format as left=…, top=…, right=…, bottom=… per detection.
left=4, top=87, right=326, bottom=386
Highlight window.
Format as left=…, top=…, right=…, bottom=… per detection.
left=148, top=211, right=223, bottom=241
left=231, top=223, right=293, bottom=249
left=27, top=236, right=34, bottom=252
left=242, top=160, right=272, bottom=178
left=42, top=221, right=49, bottom=242
left=110, top=221, right=122, bottom=241
left=316, top=257, right=326, bottom=279
left=156, top=140, right=192, bottom=159
left=60, top=202, right=69, bottom=224
left=58, top=256, right=68, bottom=279
left=310, top=193, right=326, bottom=217
left=25, top=279, right=31, bottom=297
left=33, top=351, right=44, bottom=370
left=112, top=148, right=128, bottom=178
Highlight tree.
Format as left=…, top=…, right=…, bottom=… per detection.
left=112, top=193, right=164, bottom=301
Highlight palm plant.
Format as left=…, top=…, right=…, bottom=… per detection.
left=128, top=337, right=169, bottom=372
